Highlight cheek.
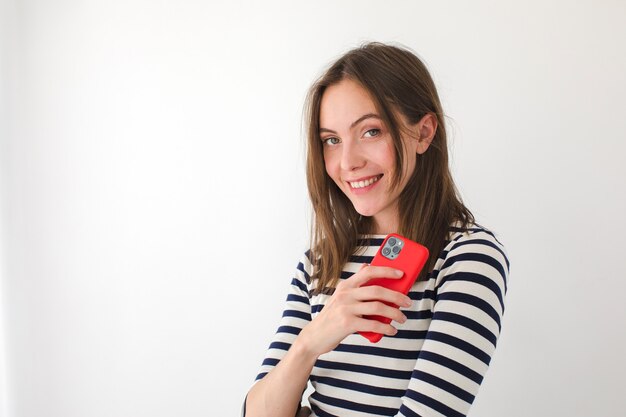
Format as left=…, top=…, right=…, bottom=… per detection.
left=323, top=151, right=338, bottom=177
left=377, top=143, right=398, bottom=174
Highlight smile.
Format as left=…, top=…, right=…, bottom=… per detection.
left=348, top=175, right=383, bottom=189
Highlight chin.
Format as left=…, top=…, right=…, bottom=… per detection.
left=352, top=205, right=379, bottom=218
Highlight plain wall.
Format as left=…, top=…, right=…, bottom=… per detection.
left=1, top=1, right=625, bottom=416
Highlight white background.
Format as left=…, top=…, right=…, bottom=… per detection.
left=1, top=1, right=625, bottom=416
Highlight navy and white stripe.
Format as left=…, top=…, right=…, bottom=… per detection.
left=255, top=225, right=509, bottom=416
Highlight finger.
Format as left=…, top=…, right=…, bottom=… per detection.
left=336, top=264, right=368, bottom=291
left=357, top=301, right=407, bottom=323
left=355, top=317, right=398, bottom=336
left=348, top=265, right=405, bottom=288
left=355, top=285, right=413, bottom=308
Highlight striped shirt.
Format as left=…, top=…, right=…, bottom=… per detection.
left=255, top=225, right=509, bottom=417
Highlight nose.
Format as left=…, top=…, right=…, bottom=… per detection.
left=340, top=140, right=366, bottom=171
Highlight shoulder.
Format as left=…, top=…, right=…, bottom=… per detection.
left=294, top=249, right=315, bottom=287
left=426, top=223, right=510, bottom=324
left=446, top=223, right=508, bottom=262
left=435, top=223, right=510, bottom=287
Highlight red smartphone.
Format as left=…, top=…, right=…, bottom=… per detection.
left=358, top=233, right=429, bottom=343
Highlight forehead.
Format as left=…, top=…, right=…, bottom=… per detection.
left=319, top=79, right=378, bottom=130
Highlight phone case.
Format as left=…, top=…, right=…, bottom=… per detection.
left=358, top=233, right=429, bottom=343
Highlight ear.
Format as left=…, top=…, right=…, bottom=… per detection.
left=414, top=113, right=437, bottom=155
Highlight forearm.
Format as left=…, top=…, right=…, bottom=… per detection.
left=246, top=335, right=318, bottom=417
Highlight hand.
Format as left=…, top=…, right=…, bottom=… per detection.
left=296, top=265, right=413, bottom=357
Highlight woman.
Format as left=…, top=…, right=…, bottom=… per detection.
left=245, top=42, right=509, bottom=417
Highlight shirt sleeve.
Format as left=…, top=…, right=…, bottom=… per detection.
left=395, top=230, right=509, bottom=417
left=254, top=251, right=313, bottom=382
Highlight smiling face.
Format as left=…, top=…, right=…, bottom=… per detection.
left=319, top=79, right=421, bottom=234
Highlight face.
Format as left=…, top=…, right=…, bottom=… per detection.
left=319, top=79, right=424, bottom=234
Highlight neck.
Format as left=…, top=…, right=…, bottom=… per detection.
left=372, top=211, right=399, bottom=235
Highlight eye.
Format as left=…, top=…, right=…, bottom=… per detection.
left=364, top=128, right=381, bottom=138
left=323, top=137, right=340, bottom=146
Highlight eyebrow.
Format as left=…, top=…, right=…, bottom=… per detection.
left=319, top=113, right=381, bottom=134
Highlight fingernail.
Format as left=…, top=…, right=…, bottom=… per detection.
left=403, top=297, right=412, bottom=307
left=395, top=270, right=403, bottom=277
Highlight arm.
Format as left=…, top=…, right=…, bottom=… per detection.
left=245, top=256, right=315, bottom=417
left=246, top=338, right=317, bottom=417
left=246, top=255, right=413, bottom=417
left=395, top=231, right=509, bottom=417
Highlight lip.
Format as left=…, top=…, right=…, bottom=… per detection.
left=345, top=174, right=383, bottom=195
left=345, top=174, right=382, bottom=183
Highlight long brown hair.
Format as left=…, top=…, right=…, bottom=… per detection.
left=305, top=42, right=474, bottom=292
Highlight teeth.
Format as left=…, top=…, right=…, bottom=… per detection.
left=349, top=175, right=380, bottom=189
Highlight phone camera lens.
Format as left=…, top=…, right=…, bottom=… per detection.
left=388, top=237, right=397, bottom=246
left=383, top=247, right=391, bottom=256
left=392, top=246, right=401, bottom=254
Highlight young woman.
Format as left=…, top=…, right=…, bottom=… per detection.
left=244, top=42, right=509, bottom=417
